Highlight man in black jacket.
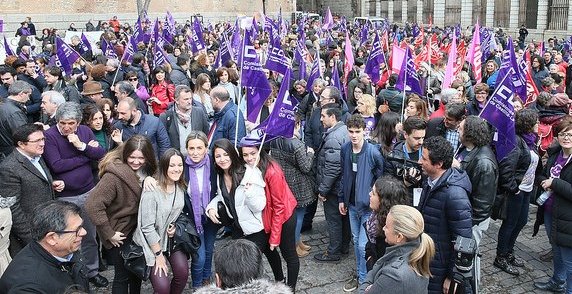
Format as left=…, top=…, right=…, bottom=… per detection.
left=455, top=115, right=499, bottom=288
left=0, top=201, right=89, bottom=293
left=426, top=102, right=466, bottom=151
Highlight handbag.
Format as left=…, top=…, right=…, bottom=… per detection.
left=173, top=212, right=202, bottom=257
left=491, top=193, right=508, bottom=221
left=217, top=201, right=233, bottom=226
left=120, top=240, right=151, bottom=281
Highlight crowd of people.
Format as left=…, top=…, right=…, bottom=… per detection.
left=0, top=10, right=571, bottom=294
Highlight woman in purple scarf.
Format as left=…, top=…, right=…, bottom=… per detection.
left=183, top=130, right=218, bottom=289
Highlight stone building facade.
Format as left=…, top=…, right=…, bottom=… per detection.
left=297, top=0, right=572, bottom=39
left=1, top=0, right=294, bottom=35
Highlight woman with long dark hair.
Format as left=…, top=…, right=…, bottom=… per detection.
left=193, top=73, right=214, bottom=119
left=133, top=148, right=188, bottom=294
left=531, top=55, right=550, bottom=91
left=81, top=104, right=117, bottom=152
left=148, top=65, right=175, bottom=116
left=86, top=135, right=158, bottom=293
left=370, top=112, right=401, bottom=156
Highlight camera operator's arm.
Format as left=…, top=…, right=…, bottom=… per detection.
left=445, top=186, right=473, bottom=285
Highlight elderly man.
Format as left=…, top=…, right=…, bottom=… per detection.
left=40, top=90, right=66, bottom=129
left=114, top=97, right=171, bottom=158
left=208, top=86, right=246, bottom=147
left=80, top=81, right=105, bottom=105
left=195, top=239, right=292, bottom=293
left=1, top=65, right=42, bottom=122
left=0, top=201, right=90, bottom=293
left=0, top=124, right=63, bottom=255
left=43, top=102, right=108, bottom=287
left=0, top=81, right=32, bottom=161
left=160, top=85, right=209, bottom=155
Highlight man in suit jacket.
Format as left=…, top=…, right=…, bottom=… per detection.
left=0, top=124, right=64, bottom=256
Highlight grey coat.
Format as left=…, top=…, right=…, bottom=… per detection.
left=0, top=150, right=54, bottom=249
left=270, top=137, right=316, bottom=207
left=159, top=106, right=209, bottom=151
left=361, top=240, right=429, bottom=294
left=316, top=122, right=348, bottom=196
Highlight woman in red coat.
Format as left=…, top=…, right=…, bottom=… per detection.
left=239, top=136, right=299, bottom=292
left=148, top=66, right=175, bottom=116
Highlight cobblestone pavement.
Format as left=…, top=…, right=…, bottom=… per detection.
left=93, top=204, right=554, bottom=293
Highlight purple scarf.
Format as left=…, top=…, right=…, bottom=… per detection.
left=186, top=154, right=211, bottom=234
left=521, top=132, right=538, bottom=150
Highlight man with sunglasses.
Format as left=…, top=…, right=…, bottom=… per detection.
left=0, top=201, right=89, bottom=293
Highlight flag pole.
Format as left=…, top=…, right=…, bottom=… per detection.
left=400, top=49, right=408, bottom=123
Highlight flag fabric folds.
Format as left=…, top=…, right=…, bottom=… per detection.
left=395, top=47, right=423, bottom=96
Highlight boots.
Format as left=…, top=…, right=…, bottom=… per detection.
left=299, top=241, right=311, bottom=251
left=494, top=254, right=520, bottom=276
left=296, top=242, right=309, bottom=257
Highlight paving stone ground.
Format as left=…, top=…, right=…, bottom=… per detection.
left=93, top=204, right=555, bottom=293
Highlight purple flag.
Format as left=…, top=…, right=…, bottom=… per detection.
left=153, top=41, right=168, bottom=69
left=322, top=7, right=334, bottom=30
left=256, top=68, right=299, bottom=139
left=214, top=33, right=233, bottom=69
left=395, top=47, right=423, bottom=96
left=3, top=36, right=14, bottom=56
left=331, top=61, right=344, bottom=99
left=101, top=38, right=117, bottom=59
left=360, top=25, right=369, bottom=46
left=152, top=18, right=160, bottom=44
left=306, top=53, right=322, bottom=92
left=240, top=27, right=272, bottom=123
left=479, top=70, right=516, bottom=161
left=496, top=36, right=527, bottom=99
left=122, top=36, right=137, bottom=63
left=163, top=11, right=176, bottom=43
left=364, top=32, right=385, bottom=84
left=133, top=18, right=143, bottom=44
left=0, top=20, right=3, bottom=33
left=190, top=17, right=206, bottom=53
left=412, top=24, right=420, bottom=38
left=265, top=34, right=290, bottom=76
left=79, top=33, right=92, bottom=54
left=230, top=20, right=242, bottom=61
left=251, top=18, right=259, bottom=41
left=55, top=37, right=80, bottom=75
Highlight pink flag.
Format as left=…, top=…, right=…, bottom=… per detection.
left=466, top=22, right=482, bottom=82
left=442, top=35, right=457, bottom=89
left=343, top=31, right=354, bottom=86
left=391, top=44, right=405, bottom=74
left=322, top=7, right=334, bottom=30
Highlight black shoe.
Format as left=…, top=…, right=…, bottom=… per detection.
left=89, top=274, right=109, bottom=288
left=533, top=280, right=566, bottom=293
left=507, top=253, right=525, bottom=267
left=314, top=251, right=340, bottom=262
left=493, top=256, right=520, bottom=276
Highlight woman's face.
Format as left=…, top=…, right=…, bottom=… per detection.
left=127, top=150, right=146, bottom=171
left=369, top=187, right=380, bottom=211
left=406, top=102, right=418, bottom=116
left=382, top=213, right=401, bottom=245
left=230, top=63, right=238, bottom=71
left=155, top=70, right=165, bottom=81
left=167, top=155, right=184, bottom=182
left=354, top=87, right=363, bottom=101
left=186, top=138, right=208, bottom=164
left=201, top=80, right=211, bottom=91
left=475, top=91, right=488, bottom=103
left=219, top=71, right=229, bottom=83
left=513, top=100, right=523, bottom=112
left=241, top=146, right=259, bottom=167
left=89, top=111, right=104, bottom=131
left=127, top=76, right=138, bottom=87
left=102, top=104, right=112, bottom=120
left=486, top=62, right=495, bottom=73
left=295, top=84, right=305, bottom=94
left=214, top=148, right=231, bottom=171
left=357, top=100, right=366, bottom=114
left=557, top=129, right=572, bottom=150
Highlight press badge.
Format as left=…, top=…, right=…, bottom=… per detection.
left=352, top=162, right=358, bottom=172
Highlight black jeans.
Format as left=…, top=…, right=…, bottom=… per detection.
left=106, top=244, right=142, bottom=294
left=323, top=193, right=351, bottom=255
left=497, top=190, right=531, bottom=255
left=244, top=230, right=284, bottom=281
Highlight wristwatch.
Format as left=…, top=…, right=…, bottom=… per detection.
left=154, top=250, right=162, bottom=256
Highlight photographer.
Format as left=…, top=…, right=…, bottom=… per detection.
left=386, top=116, right=426, bottom=198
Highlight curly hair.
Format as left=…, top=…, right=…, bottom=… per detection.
left=461, top=115, right=492, bottom=147
left=515, top=108, right=539, bottom=135
left=423, top=136, right=454, bottom=169
left=357, top=94, right=376, bottom=117
left=372, top=176, right=411, bottom=237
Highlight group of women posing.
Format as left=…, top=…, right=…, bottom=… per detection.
left=84, top=131, right=300, bottom=294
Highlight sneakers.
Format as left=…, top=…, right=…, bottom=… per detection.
left=343, top=276, right=358, bottom=292
left=507, top=253, right=525, bottom=267
left=493, top=255, right=520, bottom=276
left=533, top=279, right=566, bottom=293
left=314, top=251, right=340, bottom=262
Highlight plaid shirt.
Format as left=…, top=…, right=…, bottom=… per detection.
left=445, top=128, right=460, bottom=150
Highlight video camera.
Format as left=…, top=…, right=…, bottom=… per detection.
left=386, top=150, right=422, bottom=187
left=449, top=236, right=477, bottom=294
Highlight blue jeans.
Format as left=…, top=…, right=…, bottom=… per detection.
left=546, top=212, right=572, bottom=293
left=348, top=205, right=371, bottom=284
left=191, top=220, right=218, bottom=288
left=497, top=191, right=531, bottom=255
left=295, top=207, right=306, bottom=243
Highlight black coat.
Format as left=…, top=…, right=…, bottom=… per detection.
left=418, top=168, right=473, bottom=294
left=159, top=106, right=209, bottom=151
left=0, top=242, right=89, bottom=293
left=458, top=145, right=498, bottom=225
left=537, top=146, right=572, bottom=248
left=497, top=136, right=532, bottom=195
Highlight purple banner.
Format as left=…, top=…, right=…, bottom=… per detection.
left=191, top=17, right=206, bottom=53
left=79, top=33, right=92, bottom=55
left=306, top=53, right=322, bottom=92
left=360, top=25, right=369, bottom=46
left=55, top=37, right=80, bottom=75
left=0, top=20, right=3, bottom=33
left=240, top=27, right=272, bottom=123
left=364, top=32, right=385, bottom=84
left=101, top=38, right=117, bottom=59
left=265, top=34, right=290, bottom=76
left=395, top=47, right=423, bottom=96
left=214, top=33, right=233, bottom=69
left=331, top=61, right=344, bottom=99
left=122, top=36, right=137, bottom=63
left=322, top=7, right=334, bottom=30
left=497, top=36, right=527, bottom=100
left=153, top=41, right=168, bottom=69
left=3, top=36, right=14, bottom=56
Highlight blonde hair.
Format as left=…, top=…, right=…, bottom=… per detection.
left=389, top=205, right=436, bottom=278
left=359, top=94, right=376, bottom=117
